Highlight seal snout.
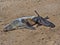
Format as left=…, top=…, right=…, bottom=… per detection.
left=3, top=24, right=13, bottom=32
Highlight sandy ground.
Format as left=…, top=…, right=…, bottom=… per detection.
left=0, top=0, right=60, bottom=45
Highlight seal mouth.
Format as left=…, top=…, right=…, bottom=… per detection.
left=3, top=29, right=8, bottom=32
left=3, top=28, right=16, bottom=32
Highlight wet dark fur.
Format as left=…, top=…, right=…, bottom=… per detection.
left=33, top=10, right=55, bottom=28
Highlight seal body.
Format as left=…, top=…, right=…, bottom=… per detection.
left=3, top=15, right=55, bottom=32
left=3, top=16, right=36, bottom=32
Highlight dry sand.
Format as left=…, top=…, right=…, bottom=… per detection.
left=0, top=0, right=60, bottom=45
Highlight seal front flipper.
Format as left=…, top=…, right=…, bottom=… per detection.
left=25, top=22, right=36, bottom=30
left=25, top=25, right=36, bottom=30
left=21, top=18, right=36, bottom=30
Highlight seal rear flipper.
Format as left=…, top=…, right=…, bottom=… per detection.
left=44, top=16, right=49, bottom=19
left=40, top=18, right=55, bottom=28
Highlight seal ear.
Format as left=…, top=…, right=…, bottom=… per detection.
left=45, top=16, right=49, bottom=19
